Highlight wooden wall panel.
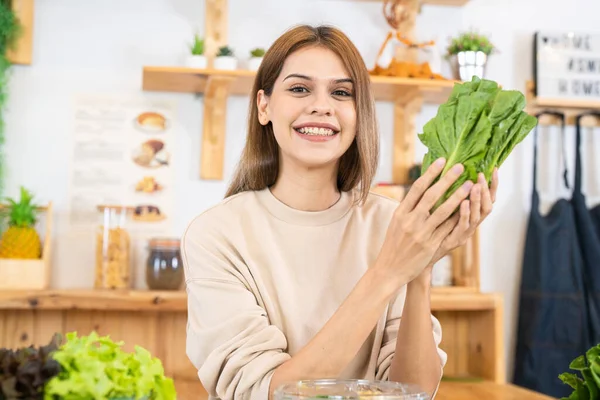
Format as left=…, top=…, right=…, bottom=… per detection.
left=0, top=310, right=195, bottom=379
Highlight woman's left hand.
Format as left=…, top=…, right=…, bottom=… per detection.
left=428, top=168, right=499, bottom=267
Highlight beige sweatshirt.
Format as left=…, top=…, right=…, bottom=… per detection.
left=181, top=187, right=447, bottom=400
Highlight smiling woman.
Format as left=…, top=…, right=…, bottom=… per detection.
left=225, top=25, right=378, bottom=205
left=181, top=24, right=497, bottom=400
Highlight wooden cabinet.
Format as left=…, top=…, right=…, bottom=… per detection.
left=0, top=289, right=511, bottom=399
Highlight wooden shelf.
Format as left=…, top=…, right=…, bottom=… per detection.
left=8, top=0, right=34, bottom=65
left=422, top=0, right=469, bottom=5
left=353, top=0, right=470, bottom=5
left=142, top=67, right=255, bottom=97
left=142, top=66, right=456, bottom=103
left=142, top=66, right=456, bottom=181
left=526, top=80, right=600, bottom=127
left=0, top=288, right=498, bottom=312
left=0, top=289, right=187, bottom=311
left=432, top=290, right=501, bottom=311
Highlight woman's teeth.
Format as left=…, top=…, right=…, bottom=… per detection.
left=296, top=127, right=336, bottom=136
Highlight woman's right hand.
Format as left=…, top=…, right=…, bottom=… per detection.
left=374, top=158, right=474, bottom=288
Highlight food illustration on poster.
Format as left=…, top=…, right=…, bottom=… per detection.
left=65, top=94, right=177, bottom=288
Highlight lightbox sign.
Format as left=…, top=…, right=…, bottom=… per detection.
left=534, top=31, right=600, bottom=101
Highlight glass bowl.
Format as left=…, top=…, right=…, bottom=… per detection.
left=274, top=379, right=430, bottom=400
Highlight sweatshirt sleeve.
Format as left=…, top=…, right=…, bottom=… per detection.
left=375, top=289, right=447, bottom=396
left=181, top=215, right=291, bottom=400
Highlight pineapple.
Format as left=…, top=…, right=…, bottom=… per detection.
left=0, top=187, right=42, bottom=259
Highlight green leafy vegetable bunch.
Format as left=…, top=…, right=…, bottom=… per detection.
left=44, top=331, right=176, bottom=400
left=559, top=343, right=600, bottom=400
left=418, top=76, right=538, bottom=209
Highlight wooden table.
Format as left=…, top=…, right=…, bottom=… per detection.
left=437, top=381, right=556, bottom=400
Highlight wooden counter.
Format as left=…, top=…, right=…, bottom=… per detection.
left=437, top=381, right=556, bottom=400
left=0, top=289, right=510, bottom=399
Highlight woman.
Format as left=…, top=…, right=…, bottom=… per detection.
left=181, top=24, right=497, bottom=400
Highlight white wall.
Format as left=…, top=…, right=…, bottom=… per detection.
left=7, top=0, right=600, bottom=380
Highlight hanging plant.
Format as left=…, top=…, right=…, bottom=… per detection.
left=0, top=0, right=22, bottom=196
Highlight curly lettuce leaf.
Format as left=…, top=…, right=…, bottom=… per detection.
left=44, top=332, right=176, bottom=400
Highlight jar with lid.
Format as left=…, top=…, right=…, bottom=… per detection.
left=146, top=238, right=183, bottom=290
left=274, top=379, right=430, bottom=400
left=95, top=205, right=134, bottom=289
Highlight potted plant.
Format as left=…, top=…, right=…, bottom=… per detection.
left=214, top=45, right=237, bottom=70
left=446, top=30, right=495, bottom=81
left=186, top=34, right=207, bottom=69
left=248, top=47, right=265, bottom=71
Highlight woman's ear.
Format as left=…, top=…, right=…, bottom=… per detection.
left=257, top=89, right=270, bottom=126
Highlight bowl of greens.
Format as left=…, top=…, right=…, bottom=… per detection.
left=274, top=379, right=430, bottom=400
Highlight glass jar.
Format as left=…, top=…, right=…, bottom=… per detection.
left=146, top=238, right=183, bottom=290
left=95, top=205, right=133, bottom=289
left=274, top=379, right=430, bottom=400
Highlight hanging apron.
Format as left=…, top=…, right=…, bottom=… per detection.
left=512, top=111, right=591, bottom=398
left=572, top=112, right=600, bottom=345
left=592, top=206, right=600, bottom=243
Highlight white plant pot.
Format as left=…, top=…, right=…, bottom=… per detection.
left=214, top=56, right=237, bottom=70
left=186, top=55, right=207, bottom=69
left=450, top=51, right=488, bottom=81
left=248, top=57, right=263, bottom=71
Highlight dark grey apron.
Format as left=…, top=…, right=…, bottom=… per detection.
left=512, top=111, right=591, bottom=398
left=572, top=112, right=600, bottom=346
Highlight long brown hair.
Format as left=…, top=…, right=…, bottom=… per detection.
left=224, top=24, right=379, bottom=205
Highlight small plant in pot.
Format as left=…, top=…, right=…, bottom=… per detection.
left=214, top=45, right=237, bottom=70
left=186, top=34, right=206, bottom=69
left=446, top=30, right=495, bottom=82
left=248, top=47, right=265, bottom=71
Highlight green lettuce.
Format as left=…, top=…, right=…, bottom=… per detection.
left=418, top=76, right=538, bottom=208
left=43, top=332, right=176, bottom=400
left=558, top=343, right=600, bottom=400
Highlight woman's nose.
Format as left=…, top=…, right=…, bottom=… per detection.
left=309, top=92, right=334, bottom=116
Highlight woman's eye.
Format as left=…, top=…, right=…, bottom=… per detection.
left=289, top=86, right=308, bottom=93
left=333, top=89, right=352, bottom=97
